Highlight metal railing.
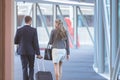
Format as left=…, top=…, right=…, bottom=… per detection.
left=77, top=6, right=94, bottom=44
left=36, top=3, right=50, bottom=37
left=102, top=0, right=111, bottom=78
left=112, top=46, right=120, bottom=80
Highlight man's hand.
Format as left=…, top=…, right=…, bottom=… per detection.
left=36, top=55, right=43, bottom=59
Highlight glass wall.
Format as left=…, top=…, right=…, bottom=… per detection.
left=94, top=0, right=110, bottom=78
left=16, top=2, right=94, bottom=47
left=37, top=3, right=53, bottom=27
left=78, top=6, right=94, bottom=27
left=17, top=2, right=94, bottom=27
left=105, top=0, right=110, bottom=74
left=17, top=2, right=33, bottom=27
left=119, top=0, right=120, bottom=45
left=94, top=0, right=120, bottom=79
left=118, top=3, right=120, bottom=79
left=106, top=0, right=110, bottom=23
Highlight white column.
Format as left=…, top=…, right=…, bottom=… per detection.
left=111, top=0, right=118, bottom=66
left=73, top=6, right=77, bottom=48
left=53, top=4, right=57, bottom=28
left=32, top=3, right=37, bottom=28
left=94, top=0, right=98, bottom=68
left=98, top=0, right=105, bottom=73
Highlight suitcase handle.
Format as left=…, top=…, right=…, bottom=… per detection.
left=37, top=59, right=45, bottom=71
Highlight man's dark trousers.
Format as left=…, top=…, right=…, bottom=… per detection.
left=20, top=55, right=35, bottom=80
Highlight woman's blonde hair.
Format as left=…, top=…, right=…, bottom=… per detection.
left=55, top=19, right=67, bottom=40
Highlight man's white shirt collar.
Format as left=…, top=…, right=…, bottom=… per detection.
left=25, top=24, right=30, bottom=25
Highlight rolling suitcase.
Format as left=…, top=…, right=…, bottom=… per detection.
left=36, top=71, right=53, bottom=80
left=35, top=59, right=53, bottom=80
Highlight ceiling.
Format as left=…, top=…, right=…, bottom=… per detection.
left=16, top=0, right=94, bottom=6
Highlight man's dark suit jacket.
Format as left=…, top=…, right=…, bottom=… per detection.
left=14, top=25, right=40, bottom=55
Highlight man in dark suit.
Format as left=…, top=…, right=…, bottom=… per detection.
left=14, top=16, right=43, bottom=80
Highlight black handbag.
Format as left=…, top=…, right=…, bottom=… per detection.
left=44, top=45, right=52, bottom=60
left=44, top=31, right=58, bottom=60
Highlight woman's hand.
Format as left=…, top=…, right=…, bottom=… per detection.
left=66, top=55, right=70, bottom=60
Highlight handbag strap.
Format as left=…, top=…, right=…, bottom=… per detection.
left=47, top=44, right=51, bottom=49
left=48, top=29, right=58, bottom=48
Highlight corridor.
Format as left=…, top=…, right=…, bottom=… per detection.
left=14, top=46, right=107, bottom=80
